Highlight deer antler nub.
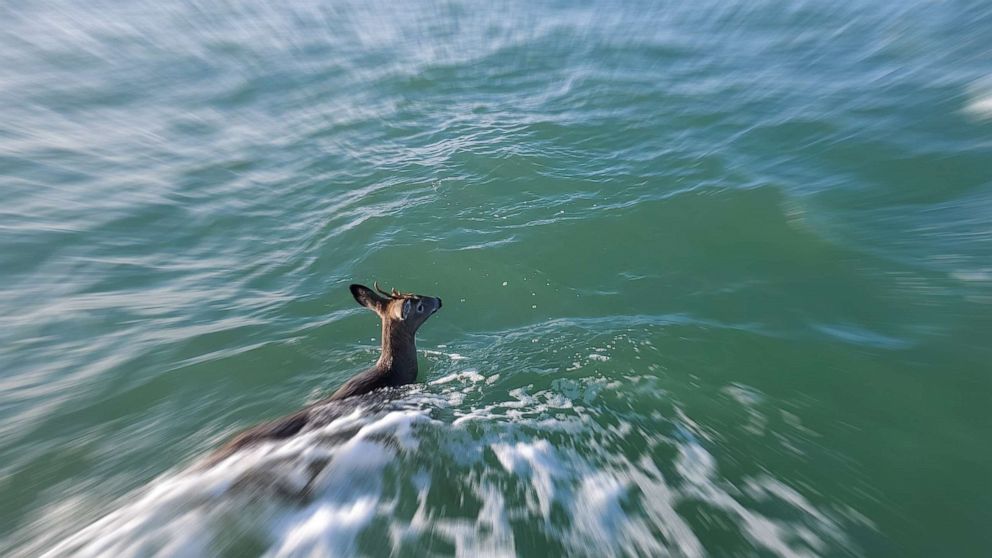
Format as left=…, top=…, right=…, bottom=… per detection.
left=373, top=281, right=415, bottom=299
left=373, top=281, right=391, bottom=297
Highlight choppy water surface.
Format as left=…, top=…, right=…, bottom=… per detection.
left=2, top=1, right=991, bottom=556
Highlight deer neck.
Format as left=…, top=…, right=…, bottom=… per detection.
left=376, top=321, right=418, bottom=385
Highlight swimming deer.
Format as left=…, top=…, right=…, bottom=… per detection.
left=205, top=282, right=442, bottom=465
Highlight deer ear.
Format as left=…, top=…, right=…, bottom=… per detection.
left=350, top=284, right=385, bottom=312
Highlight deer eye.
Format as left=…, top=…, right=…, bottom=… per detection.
left=416, top=302, right=424, bottom=313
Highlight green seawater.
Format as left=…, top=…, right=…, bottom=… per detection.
left=1, top=1, right=990, bottom=556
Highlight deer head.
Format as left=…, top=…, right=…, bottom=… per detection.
left=350, top=282, right=442, bottom=332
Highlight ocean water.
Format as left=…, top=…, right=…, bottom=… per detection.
left=1, top=1, right=991, bottom=556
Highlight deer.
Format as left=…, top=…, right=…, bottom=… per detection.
left=203, top=282, right=442, bottom=466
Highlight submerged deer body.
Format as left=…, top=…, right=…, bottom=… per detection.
left=205, top=283, right=442, bottom=465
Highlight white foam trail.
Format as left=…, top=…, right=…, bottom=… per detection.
left=433, top=484, right=516, bottom=558
left=430, top=369, right=485, bottom=385
left=33, top=370, right=855, bottom=558
left=570, top=473, right=628, bottom=546
left=267, top=498, right=377, bottom=557
left=38, top=406, right=433, bottom=558
left=422, top=349, right=469, bottom=361
left=491, top=440, right=562, bottom=519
